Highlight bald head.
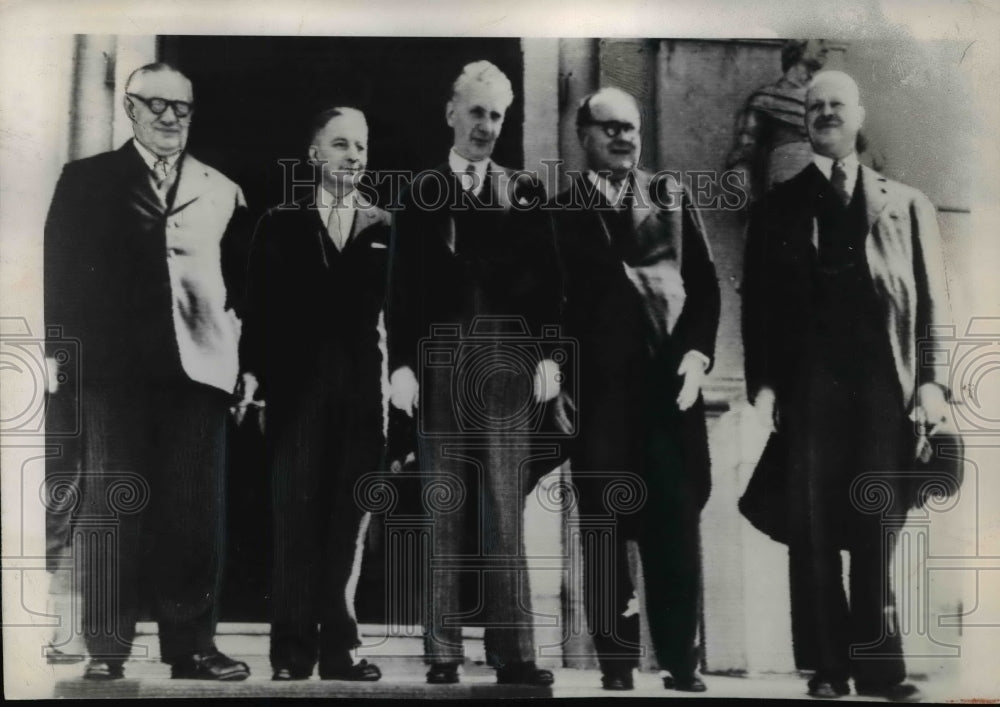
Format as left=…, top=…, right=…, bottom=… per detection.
left=576, top=87, right=642, bottom=178
left=805, top=70, right=866, bottom=159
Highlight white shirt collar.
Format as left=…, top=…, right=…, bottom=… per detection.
left=315, top=185, right=357, bottom=250
left=812, top=152, right=860, bottom=196
left=586, top=170, right=631, bottom=207
left=449, top=147, right=492, bottom=195
left=132, top=139, right=182, bottom=174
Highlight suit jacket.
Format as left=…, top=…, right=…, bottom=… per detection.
left=385, top=161, right=561, bottom=377
left=742, top=162, right=952, bottom=410
left=740, top=162, right=953, bottom=544
left=44, top=141, right=250, bottom=392
left=555, top=170, right=720, bottom=373
left=552, top=170, right=721, bottom=511
left=239, top=190, right=392, bottom=405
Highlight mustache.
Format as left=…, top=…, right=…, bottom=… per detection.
left=814, top=117, right=843, bottom=129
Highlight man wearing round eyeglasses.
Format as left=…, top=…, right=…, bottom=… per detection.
left=550, top=86, right=720, bottom=692
left=44, top=62, right=251, bottom=682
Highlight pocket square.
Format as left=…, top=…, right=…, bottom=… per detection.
left=370, top=242, right=387, bottom=249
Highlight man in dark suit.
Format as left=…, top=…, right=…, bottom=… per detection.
left=237, top=106, right=387, bottom=682
left=550, top=87, right=720, bottom=692
left=741, top=70, right=951, bottom=702
left=43, top=62, right=250, bottom=681
left=386, top=60, right=561, bottom=687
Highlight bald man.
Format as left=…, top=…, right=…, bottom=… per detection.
left=551, top=87, right=720, bottom=692
left=742, top=70, right=951, bottom=701
left=44, top=62, right=251, bottom=680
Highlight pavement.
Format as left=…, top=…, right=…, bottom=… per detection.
left=45, top=626, right=959, bottom=701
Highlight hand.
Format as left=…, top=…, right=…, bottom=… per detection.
left=533, top=358, right=561, bottom=404
left=44, top=357, right=59, bottom=394
left=752, top=386, right=778, bottom=433
left=676, top=351, right=708, bottom=412
left=390, top=366, right=419, bottom=417
left=232, top=372, right=263, bottom=426
left=913, top=382, right=950, bottom=436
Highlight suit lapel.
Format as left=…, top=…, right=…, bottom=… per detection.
left=860, top=164, right=890, bottom=234
left=170, top=153, right=212, bottom=212
left=348, top=194, right=379, bottom=244
left=631, top=169, right=655, bottom=231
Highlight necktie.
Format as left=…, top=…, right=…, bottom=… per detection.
left=153, top=158, right=170, bottom=188
left=462, top=163, right=478, bottom=193
left=830, top=159, right=851, bottom=206
left=608, top=177, right=635, bottom=256
left=615, top=178, right=635, bottom=211
left=327, top=207, right=345, bottom=251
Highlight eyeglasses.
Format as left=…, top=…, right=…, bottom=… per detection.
left=583, top=120, right=637, bottom=139
left=126, top=93, right=193, bottom=118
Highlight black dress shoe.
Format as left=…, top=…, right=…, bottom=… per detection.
left=319, top=659, right=381, bottom=681
left=83, top=659, right=124, bottom=681
left=426, top=662, right=460, bottom=684
left=807, top=678, right=851, bottom=698
left=496, top=661, right=554, bottom=686
left=855, top=682, right=922, bottom=702
left=170, top=650, right=250, bottom=681
left=272, top=667, right=310, bottom=681
left=601, top=669, right=634, bottom=690
left=664, top=673, right=708, bottom=692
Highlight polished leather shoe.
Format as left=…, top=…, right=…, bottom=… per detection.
left=83, top=659, right=124, bottom=680
left=664, top=673, right=707, bottom=692
left=855, top=682, right=922, bottom=702
left=272, top=667, right=310, bottom=681
left=496, top=661, right=554, bottom=686
left=807, top=678, right=851, bottom=698
left=320, top=659, right=381, bottom=682
left=426, top=662, right=460, bottom=684
left=170, top=650, right=250, bottom=681
left=601, top=669, right=634, bottom=690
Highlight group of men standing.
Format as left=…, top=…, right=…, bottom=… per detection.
left=44, top=52, right=950, bottom=702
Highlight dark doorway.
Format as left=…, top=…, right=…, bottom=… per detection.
left=161, top=36, right=525, bottom=222
left=158, top=35, right=525, bottom=624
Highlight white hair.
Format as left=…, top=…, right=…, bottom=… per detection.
left=451, top=60, right=514, bottom=110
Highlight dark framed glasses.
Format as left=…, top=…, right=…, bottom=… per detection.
left=583, top=120, right=637, bottom=139
left=127, top=93, right=193, bottom=118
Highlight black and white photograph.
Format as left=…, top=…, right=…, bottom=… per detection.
left=1, top=0, right=998, bottom=700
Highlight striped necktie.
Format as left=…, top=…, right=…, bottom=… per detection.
left=830, top=159, right=851, bottom=206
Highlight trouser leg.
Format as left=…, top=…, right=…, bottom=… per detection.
left=147, top=383, right=230, bottom=664
left=480, top=443, right=535, bottom=667
left=268, top=397, right=325, bottom=674
left=418, top=435, right=467, bottom=664
left=639, top=500, right=702, bottom=677
left=78, top=384, right=146, bottom=663
left=318, top=410, right=383, bottom=667
left=789, top=543, right=852, bottom=683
